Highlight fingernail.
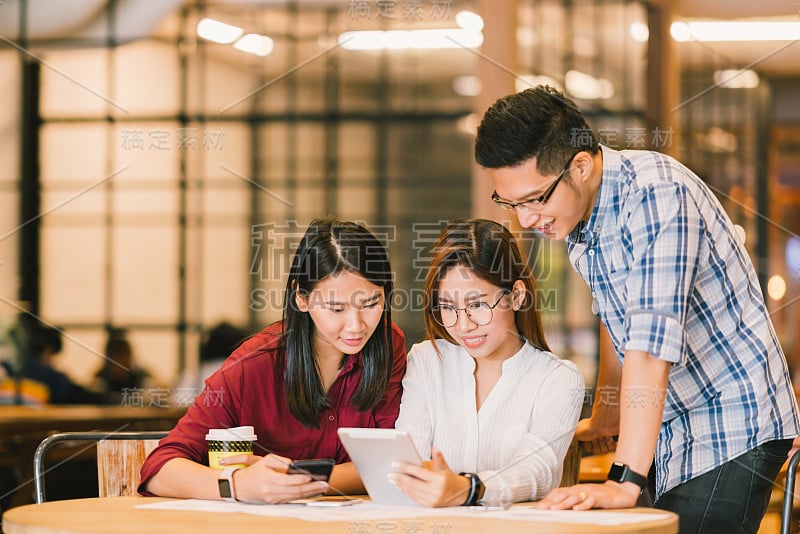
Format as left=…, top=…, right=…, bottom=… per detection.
left=390, top=461, right=400, bottom=469
left=387, top=473, right=397, bottom=485
left=319, top=481, right=329, bottom=490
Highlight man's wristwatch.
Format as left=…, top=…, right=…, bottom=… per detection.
left=607, top=462, right=647, bottom=489
left=218, top=466, right=241, bottom=502
left=458, top=472, right=486, bottom=506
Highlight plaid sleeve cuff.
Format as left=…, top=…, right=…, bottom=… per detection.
left=623, top=311, right=686, bottom=364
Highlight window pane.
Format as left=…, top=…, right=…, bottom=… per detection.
left=40, top=49, right=109, bottom=118
left=41, top=123, right=109, bottom=182
left=41, top=226, right=106, bottom=323
left=111, top=226, right=177, bottom=323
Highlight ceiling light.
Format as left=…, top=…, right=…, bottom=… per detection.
left=234, top=34, right=274, bottom=56
left=670, top=21, right=692, bottom=42
left=338, top=29, right=483, bottom=50
left=197, top=18, right=244, bottom=44
left=671, top=20, right=800, bottom=42
left=714, top=69, right=759, bottom=89
left=452, top=75, right=482, bottom=96
left=455, top=10, right=484, bottom=32
left=703, top=126, right=737, bottom=153
left=457, top=113, right=480, bottom=136
left=768, top=274, right=786, bottom=301
left=565, top=70, right=614, bottom=100
left=629, top=21, right=649, bottom=42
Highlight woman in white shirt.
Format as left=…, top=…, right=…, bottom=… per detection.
left=391, top=219, right=584, bottom=507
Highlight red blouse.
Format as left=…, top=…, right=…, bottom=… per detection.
left=139, top=321, right=406, bottom=492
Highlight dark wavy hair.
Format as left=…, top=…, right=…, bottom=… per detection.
left=281, top=217, right=395, bottom=428
left=475, top=85, right=599, bottom=175
left=423, top=219, right=550, bottom=354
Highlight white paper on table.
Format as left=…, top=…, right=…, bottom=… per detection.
left=137, top=500, right=671, bottom=525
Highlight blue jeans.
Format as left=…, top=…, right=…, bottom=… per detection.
left=654, top=438, right=791, bottom=534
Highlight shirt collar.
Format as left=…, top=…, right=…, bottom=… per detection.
left=568, top=144, right=622, bottom=246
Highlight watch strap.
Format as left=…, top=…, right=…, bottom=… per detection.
left=458, top=472, right=485, bottom=506
left=218, top=466, right=241, bottom=502
left=607, top=462, right=647, bottom=489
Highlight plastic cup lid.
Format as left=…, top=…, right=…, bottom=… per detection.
left=205, top=426, right=257, bottom=441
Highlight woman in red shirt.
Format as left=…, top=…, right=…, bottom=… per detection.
left=140, top=218, right=406, bottom=503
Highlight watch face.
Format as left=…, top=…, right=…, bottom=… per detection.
left=218, top=478, right=233, bottom=498
left=608, top=462, right=625, bottom=481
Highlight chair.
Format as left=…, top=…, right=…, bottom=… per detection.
left=559, top=440, right=581, bottom=487
left=33, top=431, right=168, bottom=504
left=781, top=448, right=800, bottom=534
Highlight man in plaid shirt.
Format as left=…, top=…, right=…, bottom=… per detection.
left=475, top=85, right=800, bottom=533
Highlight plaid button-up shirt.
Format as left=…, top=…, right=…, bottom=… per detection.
left=568, top=145, right=800, bottom=499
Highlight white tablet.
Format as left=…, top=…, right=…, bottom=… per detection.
left=337, top=427, right=422, bottom=506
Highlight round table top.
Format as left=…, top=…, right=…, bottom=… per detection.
left=3, top=496, right=678, bottom=534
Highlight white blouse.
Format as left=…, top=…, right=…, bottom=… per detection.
left=395, top=339, right=585, bottom=506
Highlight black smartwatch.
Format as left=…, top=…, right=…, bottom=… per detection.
left=458, top=472, right=486, bottom=506
left=218, top=466, right=241, bottom=502
left=607, top=462, right=647, bottom=489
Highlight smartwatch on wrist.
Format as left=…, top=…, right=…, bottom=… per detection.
left=458, top=472, right=486, bottom=506
left=607, top=462, right=647, bottom=490
left=218, top=466, right=241, bottom=502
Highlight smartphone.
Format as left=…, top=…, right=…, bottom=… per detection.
left=287, top=458, right=335, bottom=481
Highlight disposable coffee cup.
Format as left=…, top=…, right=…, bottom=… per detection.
left=206, top=426, right=257, bottom=469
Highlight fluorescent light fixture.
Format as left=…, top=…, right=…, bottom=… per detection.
left=455, top=10, right=484, bottom=32
left=703, top=126, right=737, bottom=153
left=452, top=75, right=482, bottom=96
left=234, top=34, right=274, bottom=56
left=338, top=29, right=483, bottom=50
left=565, top=70, right=614, bottom=100
left=515, top=74, right=560, bottom=93
left=630, top=21, right=649, bottom=42
left=714, top=69, right=759, bottom=89
left=671, top=20, right=800, bottom=41
left=197, top=17, right=244, bottom=44
left=670, top=21, right=692, bottom=42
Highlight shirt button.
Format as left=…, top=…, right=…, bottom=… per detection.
left=328, top=415, right=335, bottom=422
left=588, top=249, right=595, bottom=256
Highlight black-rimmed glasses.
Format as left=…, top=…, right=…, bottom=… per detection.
left=433, top=292, right=509, bottom=328
left=492, top=151, right=580, bottom=212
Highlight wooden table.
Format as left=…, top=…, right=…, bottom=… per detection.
left=0, top=405, right=185, bottom=508
left=2, top=496, right=679, bottom=534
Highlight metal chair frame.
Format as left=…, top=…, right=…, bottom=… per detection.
left=781, top=448, right=800, bottom=534
left=33, top=431, right=168, bottom=504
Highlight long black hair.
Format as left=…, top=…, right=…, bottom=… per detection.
left=281, top=217, right=395, bottom=428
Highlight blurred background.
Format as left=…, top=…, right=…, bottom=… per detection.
left=0, top=0, right=798, bottom=404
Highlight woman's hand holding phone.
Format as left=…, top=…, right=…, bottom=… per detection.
left=226, top=453, right=329, bottom=504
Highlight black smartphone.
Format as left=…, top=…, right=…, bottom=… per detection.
left=287, top=458, right=335, bottom=481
